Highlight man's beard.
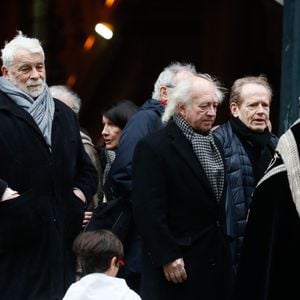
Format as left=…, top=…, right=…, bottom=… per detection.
left=26, top=80, right=46, bottom=98
left=9, top=76, right=45, bottom=98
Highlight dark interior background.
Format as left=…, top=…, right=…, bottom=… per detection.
left=0, top=0, right=283, bottom=144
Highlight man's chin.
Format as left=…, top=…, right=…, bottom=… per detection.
left=27, top=86, right=44, bottom=98
left=251, top=125, right=266, bottom=133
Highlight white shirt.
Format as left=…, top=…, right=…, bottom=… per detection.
left=62, top=273, right=141, bottom=300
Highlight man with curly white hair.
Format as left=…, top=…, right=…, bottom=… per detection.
left=103, top=61, right=197, bottom=292
left=132, top=74, right=233, bottom=300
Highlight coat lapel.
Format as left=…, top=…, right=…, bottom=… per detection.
left=166, top=121, right=218, bottom=203
left=0, top=91, right=51, bottom=150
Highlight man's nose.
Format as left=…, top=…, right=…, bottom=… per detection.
left=207, top=105, right=217, bottom=115
left=256, top=103, right=265, bottom=113
left=30, top=67, right=40, bottom=79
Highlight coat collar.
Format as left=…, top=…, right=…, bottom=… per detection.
left=0, top=90, right=39, bottom=128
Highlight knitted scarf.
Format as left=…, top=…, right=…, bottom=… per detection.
left=0, top=76, right=55, bottom=149
left=174, top=114, right=224, bottom=202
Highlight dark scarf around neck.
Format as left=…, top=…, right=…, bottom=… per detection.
left=230, top=116, right=274, bottom=182
left=229, top=116, right=272, bottom=149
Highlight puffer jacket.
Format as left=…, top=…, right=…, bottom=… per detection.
left=213, top=121, right=278, bottom=269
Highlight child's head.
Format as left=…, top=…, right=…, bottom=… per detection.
left=73, top=229, right=124, bottom=276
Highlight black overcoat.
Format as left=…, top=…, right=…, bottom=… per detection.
left=132, top=121, right=232, bottom=300
left=0, top=91, right=98, bottom=300
left=235, top=123, right=300, bottom=300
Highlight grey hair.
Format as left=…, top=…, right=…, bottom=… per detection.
left=1, top=31, right=45, bottom=68
left=162, top=73, right=225, bottom=123
left=50, top=85, right=82, bottom=114
left=230, top=74, right=272, bottom=106
left=151, top=62, right=197, bottom=100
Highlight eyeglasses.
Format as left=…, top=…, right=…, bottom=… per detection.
left=117, top=258, right=125, bottom=268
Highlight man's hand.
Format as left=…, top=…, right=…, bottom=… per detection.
left=163, top=258, right=187, bottom=283
left=1, top=187, right=20, bottom=202
left=73, top=188, right=86, bottom=204
left=82, top=211, right=93, bottom=227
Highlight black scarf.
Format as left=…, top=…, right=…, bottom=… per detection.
left=230, top=117, right=274, bottom=182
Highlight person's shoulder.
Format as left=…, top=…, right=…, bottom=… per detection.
left=138, top=98, right=164, bottom=117
left=121, top=100, right=164, bottom=137
left=114, top=277, right=141, bottom=300
left=134, top=102, right=163, bottom=120
left=53, top=98, right=77, bottom=120
left=124, top=289, right=142, bottom=300
left=62, top=281, right=81, bottom=300
left=133, top=127, right=167, bottom=156
left=137, top=121, right=181, bottom=151
left=53, top=97, right=73, bottom=112
left=53, top=97, right=68, bottom=109
left=212, top=120, right=232, bottom=143
left=213, top=120, right=231, bottom=133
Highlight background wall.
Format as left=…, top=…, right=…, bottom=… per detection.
left=0, top=0, right=283, bottom=143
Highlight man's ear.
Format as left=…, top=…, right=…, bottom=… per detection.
left=1, top=66, right=8, bottom=78
left=159, top=86, right=168, bottom=102
left=110, top=256, right=118, bottom=269
left=230, top=102, right=240, bottom=117
left=105, top=256, right=119, bottom=277
left=177, top=103, right=186, bottom=118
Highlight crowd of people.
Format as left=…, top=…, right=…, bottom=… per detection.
left=0, top=31, right=298, bottom=300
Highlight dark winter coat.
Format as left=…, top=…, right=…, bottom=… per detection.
left=0, top=91, right=98, bottom=300
left=213, top=121, right=277, bottom=268
left=132, top=121, right=232, bottom=300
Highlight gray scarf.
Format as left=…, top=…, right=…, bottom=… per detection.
left=174, top=114, right=224, bottom=202
left=0, top=76, right=55, bottom=148
left=103, top=149, right=116, bottom=185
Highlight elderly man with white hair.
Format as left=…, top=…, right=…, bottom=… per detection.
left=131, top=74, right=233, bottom=300
left=0, top=32, right=97, bottom=300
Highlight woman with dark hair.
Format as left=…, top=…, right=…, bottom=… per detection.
left=102, top=100, right=138, bottom=151
left=101, top=100, right=138, bottom=195
left=85, top=100, right=138, bottom=291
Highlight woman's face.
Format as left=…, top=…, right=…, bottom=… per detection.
left=101, top=115, right=122, bottom=150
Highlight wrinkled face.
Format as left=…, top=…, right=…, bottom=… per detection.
left=178, top=78, right=218, bottom=133
left=101, top=116, right=122, bottom=150
left=2, top=49, right=46, bottom=98
left=231, top=83, right=271, bottom=132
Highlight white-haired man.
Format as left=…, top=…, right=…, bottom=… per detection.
left=131, top=74, right=233, bottom=300
left=102, top=62, right=197, bottom=292
left=0, top=32, right=97, bottom=300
